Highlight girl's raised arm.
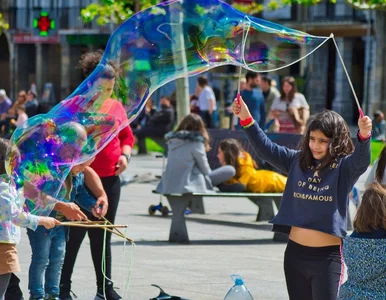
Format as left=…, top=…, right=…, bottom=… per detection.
left=233, top=97, right=297, bottom=174
left=343, top=116, right=372, bottom=181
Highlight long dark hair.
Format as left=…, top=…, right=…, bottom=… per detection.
left=298, top=110, right=354, bottom=171
left=176, top=114, right=210, bottom=151
left=219, top=139, right=244, bottom=178
left=354, top=182, right=386, bottom=232
left=375, top=146, right=386, bottom=183
left=280, top=76, right=297, bottom=102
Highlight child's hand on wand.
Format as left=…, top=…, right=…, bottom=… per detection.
left=56, top=202, right=88, bottom=221
left=38, top=216, right=60, bottom=229
left=92, top=195, right=108, bottom=219
left=358, top=114, right=372, bottom=139
left=232, top=95, right=252, bottom=121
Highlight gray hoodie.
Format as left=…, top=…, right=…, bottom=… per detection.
left=156, top=131, right=213, bottom=194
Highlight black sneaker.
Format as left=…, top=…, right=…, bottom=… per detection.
left=59, top=284, right=77, bottom=300
left=58, top=292, right=73, bottom=300
left=94, top=287, right=122, bottom=300
left=45, top=296, right=59, bottom=300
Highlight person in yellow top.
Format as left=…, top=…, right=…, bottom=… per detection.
left=217, top=139, right=287, bottom=193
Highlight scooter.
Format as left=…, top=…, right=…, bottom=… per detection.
left=148, top=203, right=191, bottom=217
left=148, top=203, right=170, bottom=216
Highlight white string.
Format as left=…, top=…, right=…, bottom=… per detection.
left=237, top=66, right=242, bottom=95
left=240, top=15, right=331, bottom=73
left=101, top=222, right=108, bottom=300
left=237, top=17, right=250, bottom=95
left=100, top=222, right=136, bottom=299
left=119, top=228, right=126, bottom=294
left=122, top=228, right=136, bottom=297
left=331, top=34, right=362, bottom=112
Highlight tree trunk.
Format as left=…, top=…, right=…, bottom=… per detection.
left=375, top=10, right=386, bottom=112
left=176, top=77, right=190, bottom=123
left=174, top=9, right=190, bottom=123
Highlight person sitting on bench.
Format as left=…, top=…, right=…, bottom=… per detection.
left=217, top=138, right=287, bottom=193
left=133, top=96, right=174, bottom=154
left=156, top=114, right=235, bottom=194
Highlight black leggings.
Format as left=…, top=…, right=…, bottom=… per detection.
left=5, top=273, right=23, bottom=300
left=60, top=175, right=121, bottom=289
left=284, top=239, right=342, bottom=300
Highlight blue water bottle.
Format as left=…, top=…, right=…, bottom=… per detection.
left=224, top=275, right=254, bottom=300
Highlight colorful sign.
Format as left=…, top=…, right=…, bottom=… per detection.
left=33, top=11, right=55, bottom=36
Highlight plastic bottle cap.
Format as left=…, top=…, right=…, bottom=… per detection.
left=235, top=278, right=244, bottom=285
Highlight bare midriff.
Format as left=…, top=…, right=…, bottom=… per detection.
left=289, top=226, right=341, bottom=247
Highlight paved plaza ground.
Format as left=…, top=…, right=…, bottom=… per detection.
left=15, top=154, right=371, bottom=300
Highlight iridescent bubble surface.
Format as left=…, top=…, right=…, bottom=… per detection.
left=7, top=0, right=329, bottom=214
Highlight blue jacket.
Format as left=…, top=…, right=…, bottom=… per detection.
left=244, top=122, right=370, bottom=237
left=339, top=233, right=386, bottom=299
left=240, top=89, right=266, bottom=128
left=71, top=172, right=97, bottom=212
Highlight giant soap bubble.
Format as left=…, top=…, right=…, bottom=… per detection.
left=7, top=0, right=330, bottom=214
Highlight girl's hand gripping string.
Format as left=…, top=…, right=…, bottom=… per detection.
left=232, top=95, right=252, bottom=122
left=358, top=114, right=372, bottom=140
left=236, top=92, right=241, bottom=106
left=358, top=108, right=364, bottom=119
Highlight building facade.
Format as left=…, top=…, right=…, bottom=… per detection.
left=0, top=0, right=114, bottom=103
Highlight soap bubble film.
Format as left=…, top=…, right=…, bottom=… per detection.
left=7, top=0, right=329, bottom=214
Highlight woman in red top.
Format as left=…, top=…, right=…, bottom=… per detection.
left=60, top=51, right=134, bottom=300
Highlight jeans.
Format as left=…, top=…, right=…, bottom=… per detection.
left=27, top=226, right=68, bottom=298
left=61, top=176, right=121, bottom=290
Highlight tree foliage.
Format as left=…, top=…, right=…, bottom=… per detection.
left=281, top=0, right=386, bottom=10
left=80, top=0, right=386, bottom=29
left=0, top=13, right=9, bottom=35
left=232, top=2, right=265, bottom=14
left=81, top=0, right=157, bottom=25
left=234, top=0, right=386, bottom=13
left=344, top=0, right=386, bottom=10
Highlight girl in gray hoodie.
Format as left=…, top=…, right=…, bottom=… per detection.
left=156, top=113, right=235, bottom=194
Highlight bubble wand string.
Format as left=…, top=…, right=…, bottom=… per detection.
left=236, top=17, right=249, bottom=107
left=100, top=216, right=136, bottom=297
left=331, top=34, right=364, bottom=118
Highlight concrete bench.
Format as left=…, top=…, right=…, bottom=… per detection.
left=152, top=129, right=358, bottom=243
left=153, top=191, right=285, bottom=243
